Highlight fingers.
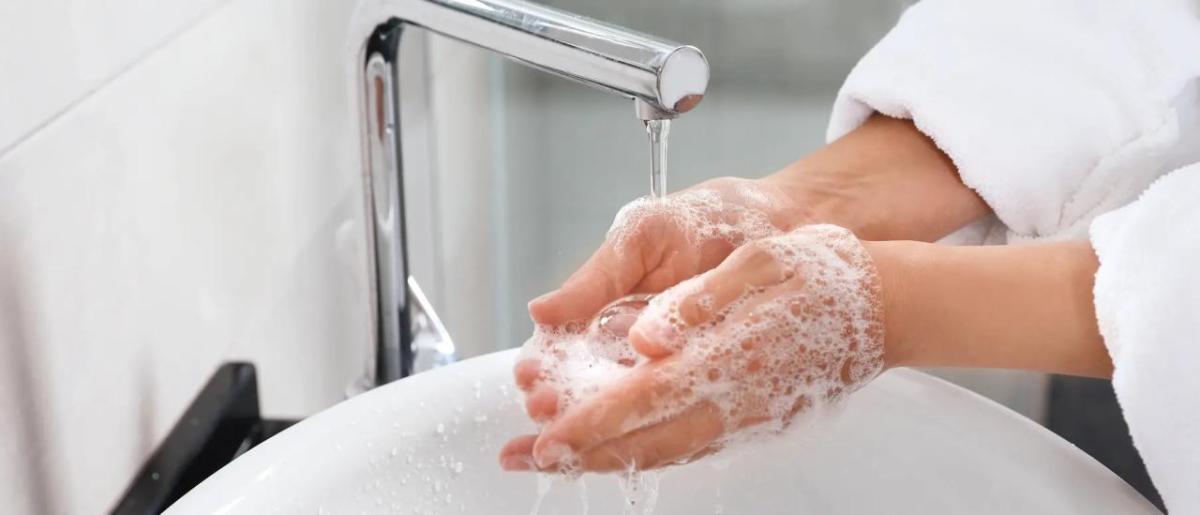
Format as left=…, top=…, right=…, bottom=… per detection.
left=514, top=359, right=541, bottom=392
left=499, top=435, right=538, bottom=471
left=528, top=242, right=644, bottom=325
left=525, top=386, right=560, bottom=422
left=629, top=242, right=791, bottom=358
left=514, top=358, right=562, bottom=421
left=501, top=402, right=726, bottom=473
left=531, top=361, right=682, bottom=469
left=569, top=401, right=725, bottom=472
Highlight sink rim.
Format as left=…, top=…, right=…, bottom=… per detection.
left=166, top=349, right=1157, bottom=514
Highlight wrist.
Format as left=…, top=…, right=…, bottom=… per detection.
left=758, top=163, right=879, bottom=238
left=861, top=240, right=928, bottom=370
left=863, top=240, right=1110, bottom=377
left=760, top=114, right=989, bottom=242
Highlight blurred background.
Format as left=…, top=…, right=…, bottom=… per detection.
left=0, top=0, right=1148, bottom=512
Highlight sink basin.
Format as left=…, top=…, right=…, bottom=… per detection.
left=166, top=349, right=1156, bottom=514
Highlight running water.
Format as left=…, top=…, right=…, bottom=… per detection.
left=617, top=470, right=661, bottom=515
left=529, top=474, right=553, bottom=515
left=645, top=119, right=671, bottom=199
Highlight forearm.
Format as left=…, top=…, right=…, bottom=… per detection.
left=760, top=114, right=989, bottom=242
left=869, top=240, right=1112, bottom=378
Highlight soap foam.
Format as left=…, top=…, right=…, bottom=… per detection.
left=522, top=181, right=794, bottom=419
left=642, top=224, right=885, bottom=437
left=520, top=183, right=883, bottom=469
left=605, top=181, right=788, bottom=257
left=518, top=296, right=649, bottom=418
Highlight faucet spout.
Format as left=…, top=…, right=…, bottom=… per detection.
left=395, top=0, right=708, bottom=117
left=353, top=0, right=709, bottom=388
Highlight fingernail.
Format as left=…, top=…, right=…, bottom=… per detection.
left=501, top=455, right=534, bottom=471
left=535, top=441, right=572, bottom=469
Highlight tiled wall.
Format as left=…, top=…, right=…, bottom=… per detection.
left=0, top=0, right=228, bottom=153
left=0, top=1, right=378, bottom=511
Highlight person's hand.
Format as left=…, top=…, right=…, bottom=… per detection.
left=514, top=114, right=990, bottom=424
left=527, top=177, right=806, bottom=325
left=515, top=178, right=808, bottom=423
left=501, top=224, right=888, bottom=472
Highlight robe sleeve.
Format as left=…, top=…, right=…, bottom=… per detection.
left=827, top=0, right=1200, bottom=241
left=1089, top=165, right=1200, bottom=513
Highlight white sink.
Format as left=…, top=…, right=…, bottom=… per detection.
left=167, top=349, right=1157, bottom=514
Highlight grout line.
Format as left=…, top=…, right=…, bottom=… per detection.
left=0, top=0, right=235, bottom=161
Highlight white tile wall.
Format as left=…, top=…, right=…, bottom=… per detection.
left=0, top=0, right=229, bottom=154
left=0, top=0, right=375, bottom=511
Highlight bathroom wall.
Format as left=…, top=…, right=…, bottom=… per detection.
left=0, top=1, right=395, bottom=511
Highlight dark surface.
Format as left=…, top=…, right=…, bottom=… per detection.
left=1045, top=375, right=1165, bottom=512
left=111, top=363, right=297, bottom=515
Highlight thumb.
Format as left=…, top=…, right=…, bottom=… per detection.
left=528, top=242, right=644, bottom=325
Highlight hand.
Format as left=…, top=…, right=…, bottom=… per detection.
left=501, top=225, right=887, bottom=472
left=516, top=178, right=807, bottom=423
left=505, top=114, right=989, bottom=471
left=527, top=177, right=806, bottom=326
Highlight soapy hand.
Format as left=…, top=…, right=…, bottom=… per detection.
left=515, top=178, right=805, bottom=423
left=501, top=225, right=886, bottom=472
left=527, top=177, right=804, bottom=325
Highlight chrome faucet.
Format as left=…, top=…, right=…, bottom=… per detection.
left=352, top=0, right=709, bottom=388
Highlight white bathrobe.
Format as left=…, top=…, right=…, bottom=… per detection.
left=826, top=0, right=1200, bottom=511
